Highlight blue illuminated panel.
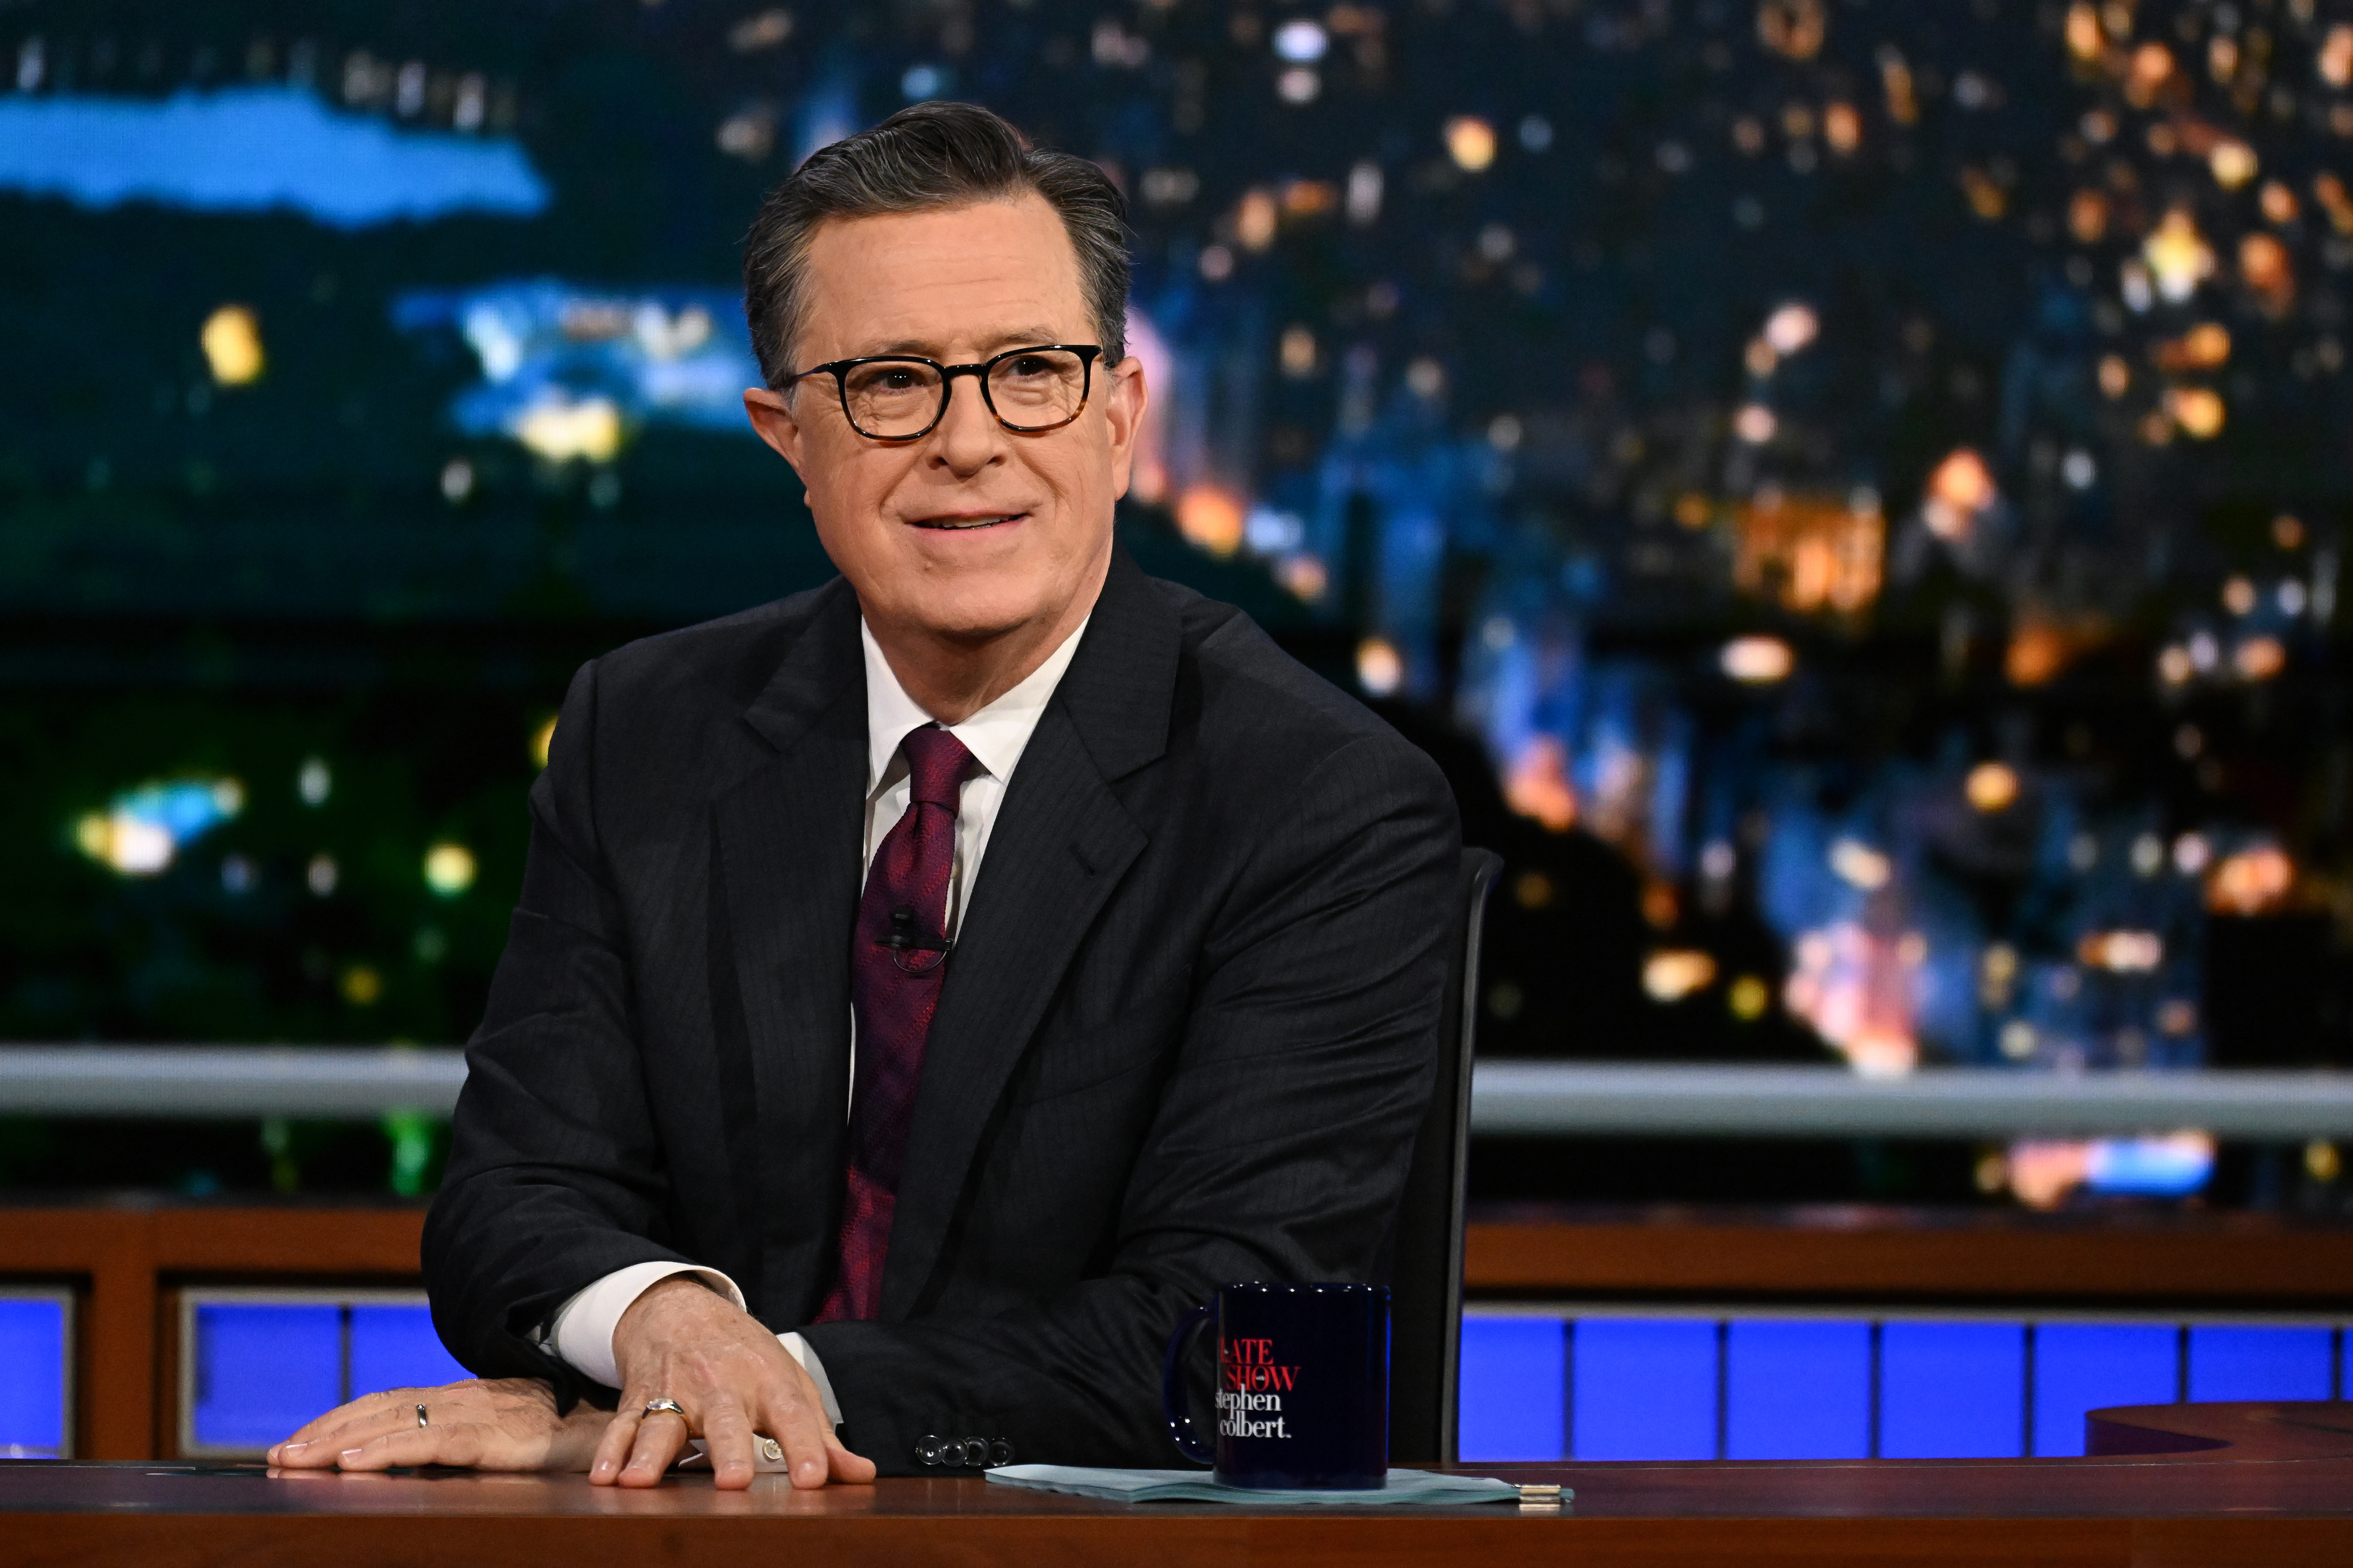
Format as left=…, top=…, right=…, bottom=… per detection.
left=2031, top=1323, right=2179, bottom=1457
left=1571, top=1318, right=1717, bottom=1460
left=349, top=1305, right=468, bottom=1396
left=1725, top=1319, right=1871, bottom=1460
left=2187, top=1326, right=2333, bottom=1403
left=185, top=1294, right=471, bottom=1457
left=190, top=1303, right=342, bottom=1452
left=0, top=1295, right=70, bottom=1457
left=1457, top=1316, right=1564, bottom=1460
left=1880, top=1322, right=2025, bottom=1459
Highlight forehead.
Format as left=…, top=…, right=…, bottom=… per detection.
left=794, top=193, right=1086, bottom=361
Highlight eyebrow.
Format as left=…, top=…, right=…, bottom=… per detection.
left=859, top=326, right=1071, bottom=359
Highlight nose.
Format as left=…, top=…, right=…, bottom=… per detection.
left=928, top=369, right=1006, bottom=477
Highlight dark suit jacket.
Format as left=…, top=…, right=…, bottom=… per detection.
left=422, top=548, right=1461, bottom=1474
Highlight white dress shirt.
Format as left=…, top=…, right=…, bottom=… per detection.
left=541, top=615, right=1089, bottom=1424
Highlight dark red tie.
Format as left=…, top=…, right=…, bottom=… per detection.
left=816, top=724, right=974, bottom=1323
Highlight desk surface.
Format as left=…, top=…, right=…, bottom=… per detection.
left=6, top=1403, right=2349, bottom=1568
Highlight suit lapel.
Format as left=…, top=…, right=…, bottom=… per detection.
left=712, top=580, right=866, bottom=1322
left=882, top=551, right=1178, bottom=1315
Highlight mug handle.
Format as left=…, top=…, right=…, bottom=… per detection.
left=1161, top=1302, right=1217, bottom=1465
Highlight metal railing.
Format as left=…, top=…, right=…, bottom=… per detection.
left=2, top=1046, right=2349, bottom=1139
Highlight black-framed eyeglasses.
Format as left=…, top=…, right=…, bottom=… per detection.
left=781, top=344, right=1102, bottom=442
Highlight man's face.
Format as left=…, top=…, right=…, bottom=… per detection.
left=745, top=194, right=1145, bottom=647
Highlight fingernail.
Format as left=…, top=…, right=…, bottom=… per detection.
left=282, top=1441, right=308, bottom=1453
left=339, top=1449, right=365, bottom=1463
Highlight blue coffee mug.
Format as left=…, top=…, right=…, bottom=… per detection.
left=1160, top=1281, right=1389, bottom=1489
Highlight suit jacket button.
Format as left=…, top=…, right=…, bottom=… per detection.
left=960, top=1436, right=991, bottom=1468
left=914, top=1434, right=944, bottom=1466
left=989, top=1439, right=1014, bottom=1468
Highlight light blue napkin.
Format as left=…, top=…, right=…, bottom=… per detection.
left=985, top=1464, right=1544, bottom=1506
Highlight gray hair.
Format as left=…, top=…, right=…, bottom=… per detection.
left=742, top=102, right=1129, bottom=386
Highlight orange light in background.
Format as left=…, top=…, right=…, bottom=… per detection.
left=1756, top=0, right=1826, bottom=61
left=2208, top=139, right=2257, bottom=189
left=1275, top=554, right=1328, bottom=602
left=2079, top=929, right=2164, bottom=971
left=1443, top=116, right=1497, bottom=172
left=2067, top=188, right=2108, bottom=243
left=1732, top=493, right=1883, bottom=615
left=1504, top=736, right=1578, bottom=833
left=1174, top=485, right=1245, bottom=556
left=2317, top=174, right=2353, bottom=235
left=1641, top=881, right=1679, bottom=930
left=2238, top=232, right=2294, bottom=312
left=1235, top=188, right=1278, bottom=250
left=1878, top=46, right=1918, bottom=124
left=2208, top=845, right=2294, bottom=915
left=1822, top=101, right=1861, bottom=154
left=1964, top=761, right=2019, bottom=812
left=1354, top=636, right=1404, bottom=697
left=2064, top=2, right=2102, bottom=61
left=201, top=305, right=265, bottom=386
left=1642, top=948, right=1718, bottom=1002
left=2153, top=322, right=2229, bottom=370
left=2097, top=355, right=2131, bottom=398
left=2005, top=622, right=2070, bottom=686
left=2259, top=180, right=2299, bottom=223
left=2143, top=209, right=2215, bottom=301
left=1721, top=635, right=1795, bottom=683
left=2235, top=635, right=2286, bottom=680
left=2322, top=24, right=2353, bottom=88
left=2125, top=42, right=2174, bottom=106
left=1924, top=448, right=1995, bottom=540
left=2164, top=386, right=2225, bottom=438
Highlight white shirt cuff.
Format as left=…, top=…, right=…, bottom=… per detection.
left=545, top=1261, right=745, bottom=1390
left=781, top=1332, right=844, bottom=1426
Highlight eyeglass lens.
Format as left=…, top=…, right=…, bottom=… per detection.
left=841, top=349, right=1089, bottom=438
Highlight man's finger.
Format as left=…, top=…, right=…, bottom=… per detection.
left=335, top=1422, right=487, bottom=1472
left=757, top=1380, right=836, bottom=1490
left=822, top=1427, right=879, bottom=1486
left=696, top=1401, right=759, bottom=1491
left=616, top=1404, right=690, bottom=1487
left=272, top=1394, right=423, bottom=1466
left=589, top=1409, right=644, bottom=1486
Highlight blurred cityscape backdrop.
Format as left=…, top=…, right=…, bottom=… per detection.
left=4, top=0, right=2351, bottom=1210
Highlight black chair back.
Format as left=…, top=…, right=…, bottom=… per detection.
left=1387, top=847, right=1501, bottom=1463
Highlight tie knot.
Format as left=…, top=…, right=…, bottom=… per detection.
left=900, top=725, right=974, bottom=808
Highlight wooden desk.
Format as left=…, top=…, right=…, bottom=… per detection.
left=5, top=1403, right=2347, bottom=1567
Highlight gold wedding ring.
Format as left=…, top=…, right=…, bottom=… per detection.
left=642, top=1398, right=687, bottom=1420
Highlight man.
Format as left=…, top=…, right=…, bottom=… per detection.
left=272, top=102, right=1458, bottom=1489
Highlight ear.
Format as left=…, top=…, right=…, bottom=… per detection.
left=744, top=386, right=810, bottom=483
left=1101, top=356, right=1149, bottom=501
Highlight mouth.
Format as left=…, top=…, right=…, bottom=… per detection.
left=906, top=511, right=1028, bottom=531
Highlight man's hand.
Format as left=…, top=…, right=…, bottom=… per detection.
left=595, top=1275, right=875, bottom=1491
left=269, top=1378, right=607, bottom=1473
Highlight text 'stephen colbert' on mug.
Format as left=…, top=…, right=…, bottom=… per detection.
left=1216, top=1336, right=1299, bottom=1440
left=1163, top=1281, right=1389, bottom=1489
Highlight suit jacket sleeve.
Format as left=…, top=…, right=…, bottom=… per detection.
left=422, top=656, right=706, bottom=1410
left=800, top=730, right=1459, bottom=1469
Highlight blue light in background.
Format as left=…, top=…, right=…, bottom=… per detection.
left=0, top=1296, right=68, bottom=1457
left=2187, top=1326, right=2334, bottom=1403
left=2031, top=1323, right=2179, bottom=1457
left=0, top=88, right=548, bottom=228
left=1724, top=1319, right=1872, bottom=1460
left=190, top=1304, right=341, bottom=1451
left=1457, top=1316, right=1564, bottom=1460
left=1571, top=1318, right=1717, bottom=1460
left=1879, top=1321, right=2025, bottom=1459
left=350, top=1305, right=468, bottom=1396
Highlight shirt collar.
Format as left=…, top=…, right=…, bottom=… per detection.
left=861, top=616, right=1091, bottom=796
